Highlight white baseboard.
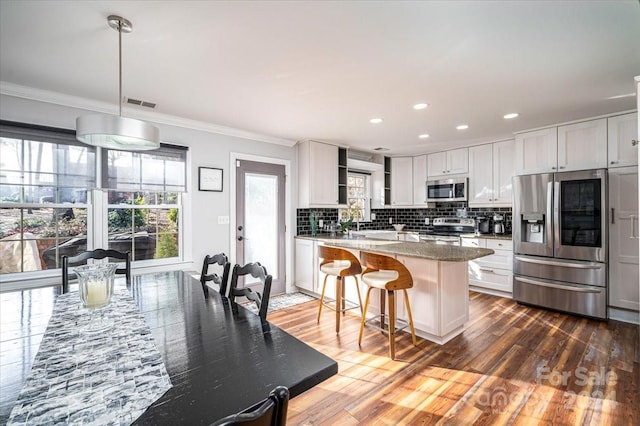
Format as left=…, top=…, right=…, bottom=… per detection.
left=469, top=285, right=513, bottom=299
left=608, top=307, right=640, bottom=325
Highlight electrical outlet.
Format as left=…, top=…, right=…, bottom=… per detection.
left=425, top=217, right=430, bottom=225
left=371, top=213, right=376, bottom=220
left=318, top=219, right=324, bottom=228
left=218, top=216, right=229, bottom=225
left=388, top=217, right=393, bottom=224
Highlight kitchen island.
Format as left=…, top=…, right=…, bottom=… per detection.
left=295, top=235, right=493, bottom=344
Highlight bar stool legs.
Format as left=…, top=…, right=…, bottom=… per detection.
left=358, top=251, right=418, bottom=360
left=317, top=273, right=363, bottom=333
left=359, top=287, right=417, bottom=359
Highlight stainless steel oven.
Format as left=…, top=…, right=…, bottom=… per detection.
left=426, top=177, right=467, bottom=203
left=512, top=169, right=608, bottom=319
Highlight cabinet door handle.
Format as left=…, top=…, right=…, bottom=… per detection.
left=559, top=166, right=566, bottom=169
left=611, top=208, right=615, bottom=224
left=610, top=161, right=618, bottom=165
left=551, top=166, right=557, bottom=170
left=631, top=215, right=639, bottom=239
left=632, top=139, right=639, bottom=146
left=479, top=268, right=495, bottom=273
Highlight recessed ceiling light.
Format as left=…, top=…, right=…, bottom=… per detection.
left=456, top=124, right=469, bottom=130
left=503, top=113, right=519, bottom=119
left=413, top=103, right=428, bottom=110
left=419, top=134, right=430, bottom=139
left=370, top=118, right=383, bottom=124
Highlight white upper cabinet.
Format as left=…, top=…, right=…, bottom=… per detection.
left=557, top=118, right=607, bottom=171
left=468, top=139, right=515, bottom=207
left=515, top=119, right=609, bottom=175
left=390, top=156, right=413, bottom=206
left=412, top=155, right=428, bottom=206
left=297, top=140, right=339, bottom=207
left=515, top=127, right=558, bottom=175
left=468, top=144, right=493, bottom=205
left=492, top=139, right=516, bottom=204
left=427, top=148, right=468, bottom=179
left=608, top=112, right=638, bottom=168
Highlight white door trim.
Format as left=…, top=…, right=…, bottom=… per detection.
left=230, top=152, right=293, bottom=293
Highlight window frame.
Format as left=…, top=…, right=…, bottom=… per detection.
left=340, top=171, right=372, bottom=223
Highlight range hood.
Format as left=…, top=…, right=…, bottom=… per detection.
left=347, top=151, right=383, bottom=172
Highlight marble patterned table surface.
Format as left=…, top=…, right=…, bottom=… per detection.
left=7, top=289, right=172, bottom=425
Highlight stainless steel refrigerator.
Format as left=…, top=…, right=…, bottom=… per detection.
left=513, top=169, right=607, bottom=319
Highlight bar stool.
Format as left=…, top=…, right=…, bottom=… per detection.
left=317, top=245, right=364, bottom=333
left=358, top=251, right=417, bottom=359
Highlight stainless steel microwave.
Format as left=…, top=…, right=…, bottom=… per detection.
left=426, top=177, right=468, bottom=202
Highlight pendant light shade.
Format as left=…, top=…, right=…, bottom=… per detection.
left=76, top=15, right=160, bottom=151
left=76, top=114, right=159, bottom=150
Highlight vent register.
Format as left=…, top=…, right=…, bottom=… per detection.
left=126, top=98, right=157, bottom=109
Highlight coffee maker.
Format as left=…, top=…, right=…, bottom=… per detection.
left=493, top=214, right=505, bottom=234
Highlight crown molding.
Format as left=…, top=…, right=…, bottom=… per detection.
left=0, top=82, right=297, bottom=147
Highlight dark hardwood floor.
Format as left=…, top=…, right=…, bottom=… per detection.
left=269, top=291, right=639, bottom=425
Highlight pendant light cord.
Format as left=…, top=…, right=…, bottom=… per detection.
left=118, top=21, right=123, bottom=118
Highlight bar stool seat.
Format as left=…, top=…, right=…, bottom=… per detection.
left=320, top=260, right=352, bottom=276
left=317, top=245, right=363, bottom=333
left=358, top=251, right=417, bottom=360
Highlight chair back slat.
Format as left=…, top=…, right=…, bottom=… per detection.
left=201, top=253, right=231, bottom=297
left=228, top=262, right=272, bottom=320
left=210, top=385, right=289, bottom=426
left=61, top=249, right=131, bottom=293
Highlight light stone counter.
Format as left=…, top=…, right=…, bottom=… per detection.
left=295, top=235, right=494, bottom=262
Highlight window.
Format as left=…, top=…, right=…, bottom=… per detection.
left=0, top=124, right=95, bottom=274
left=103, top=147, right=186, bottom=261
left=340, top=172, right=371, bottom=222
left=0, top=121, right=187, bottom=279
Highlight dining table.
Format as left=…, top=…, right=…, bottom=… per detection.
left=0, top=270, right=338, bottom=424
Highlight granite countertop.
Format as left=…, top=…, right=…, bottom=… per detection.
left=296, top=235, right=493, bottom=262
left=460, top=233, right=512, bottom=241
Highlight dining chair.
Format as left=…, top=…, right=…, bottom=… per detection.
left=61, top=249, right=131, bottom=293
left=228, top=262, right=272, bottom=320
left=200, top=253, right=231, bottom=297
left=210, top=385, right=289, bottom=426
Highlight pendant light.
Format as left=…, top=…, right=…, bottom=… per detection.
left=76, top=15, right=160, bottom=150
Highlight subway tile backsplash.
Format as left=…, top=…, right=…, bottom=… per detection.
left=297, top=203, right=512, bottom=235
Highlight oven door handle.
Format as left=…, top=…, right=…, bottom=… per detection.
left=515, top=256, right=602, bottom=269
left=516, top=277, right=602, bottom=293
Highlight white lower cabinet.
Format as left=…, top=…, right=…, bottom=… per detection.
left=463, top=237, right=513, bottom=296
left=294, top=238, right=315, bottom=292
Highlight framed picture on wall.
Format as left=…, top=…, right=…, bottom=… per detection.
left=199, top=167, right=223, bottom=192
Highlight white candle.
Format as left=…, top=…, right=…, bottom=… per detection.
left=86, top=280, right=108, bottom=307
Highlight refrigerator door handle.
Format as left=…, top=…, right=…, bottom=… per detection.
left=516, top=277, right=603, bottom=293
left=545, top=179, right=557, bottom=256
left=515, top=256, right=603, bottom=269
left=550, top=180, right=558, bottom=254
left=611, top=208, right=615, bottom=224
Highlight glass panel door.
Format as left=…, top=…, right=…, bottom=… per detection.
left=559, top=179, right=601, bottom=247
left=236, top=160, right=286, bottom=294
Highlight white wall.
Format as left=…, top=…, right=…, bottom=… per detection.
left=0, top=94, right=298, bottom=277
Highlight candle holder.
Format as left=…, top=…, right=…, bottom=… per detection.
left=74, top=263, right=117, bottom=334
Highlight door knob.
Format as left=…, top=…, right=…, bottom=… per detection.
left=238, top=225, right=243, bottom=231
left=237, top=236, right=244, bottom=241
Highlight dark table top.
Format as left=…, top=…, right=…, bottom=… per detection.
left=0, top=271, right=338, bottom=424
